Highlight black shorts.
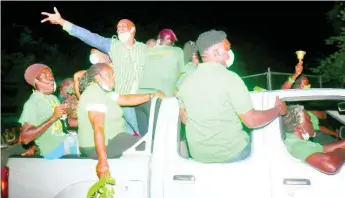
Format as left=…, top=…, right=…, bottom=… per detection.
left=79, top=133, right=143, bottom=159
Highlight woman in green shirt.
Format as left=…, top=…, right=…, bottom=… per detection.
left=77, top=63, right=163, bottom=178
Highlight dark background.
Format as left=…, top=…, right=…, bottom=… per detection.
left=1, top=1, right=339, bottom=117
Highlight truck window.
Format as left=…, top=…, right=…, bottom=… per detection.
left=280, top=99, right=345, bottom=165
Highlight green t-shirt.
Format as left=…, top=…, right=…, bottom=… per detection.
left=176, top=62, right=197, bottom=90
left=177, top=62, right=253, bottom=163
left=307, top=111, right=320, bottom=131
left=18, top=91, right=65, bottom=155
left=77, top=83, right=126, bottom=148
left=137, top=45, right=184, bottom=97
left=284, top=132, right=324, bottom=161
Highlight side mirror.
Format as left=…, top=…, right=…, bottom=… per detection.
left=339, top=126, right=345, bottom=139
left=338, top=102, right=345, bottom=112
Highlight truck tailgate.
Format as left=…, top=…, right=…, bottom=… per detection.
left=7, top=155, right=150, bottom=198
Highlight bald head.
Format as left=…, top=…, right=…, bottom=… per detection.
left=146, top=39, right=157, bottom=47
left=117, top=19, right=135, bottom=34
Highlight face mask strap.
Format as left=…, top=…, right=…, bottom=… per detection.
left=303, top=84, right=311, bottom=89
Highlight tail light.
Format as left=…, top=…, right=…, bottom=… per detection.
left=1, top=166, right=9, bottom=198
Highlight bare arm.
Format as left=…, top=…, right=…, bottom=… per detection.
left=281, top=73, right=300, bottom=89
left=41, top=8, right=111, bottom=53
left=310, top=111, right=327, bottom=119
left=115, top=92, right=164, bottom=106
left=117, top=94, right=151, bottom=106
left=323, top=139, right=345, bottom=153
left=20, top=117, right=58, bottom=144
left=306, top=148, right=345, bottom=174
left=239, top=107, right=280, bottom=129
left=74, top=70, right=86, bottom=99
left=180, top=108, right=187, bottom=124
left=89, top=111, right=107, bottom=162
left=281, top=62, right=303, bottom=89
left=319, top=126, right=339, bottom=138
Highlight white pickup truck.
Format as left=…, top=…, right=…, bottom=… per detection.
left=3, top=88, right=345, bottom=198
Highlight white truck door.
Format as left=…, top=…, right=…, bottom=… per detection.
left=264, top=90, right=345, bottom=198
left=8, top=98, right=161, bottom=198
left=156, top=96, right=272, bottom=198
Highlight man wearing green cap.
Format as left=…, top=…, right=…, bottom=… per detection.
left=177, top=30, right=287, bottom=163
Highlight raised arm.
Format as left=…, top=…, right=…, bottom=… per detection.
left=73, top=70, right=86, bottom=99
left=281, top=62, right=303, bottom=89
left=41, top=7, right=112, bottom=53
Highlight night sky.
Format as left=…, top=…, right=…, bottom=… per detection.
left=2, top=1, right=335, bottom=70
left=1, top=1, right=338, bottom=115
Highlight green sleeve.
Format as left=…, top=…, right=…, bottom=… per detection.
left=62, top=21, right=73, bottom=32
left=284, top=134, right=324, bottom=161
left=227, top=71, right=254, bottom=114
left=307, top=111, right=320, bottom=130
left=18, top=101, right=37, bottom=126
left=86, top=87, right=107, bottom=105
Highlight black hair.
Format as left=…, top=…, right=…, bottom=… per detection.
left=183, top=41, right=198, bottom=65
left=282, top=105, right=304, bottom=133
left=79, top=63, right=109, bottom=94
left=291, top=75, right=308, bottom=89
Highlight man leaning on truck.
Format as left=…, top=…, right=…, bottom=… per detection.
left=177, top=30, right=287, bottom=163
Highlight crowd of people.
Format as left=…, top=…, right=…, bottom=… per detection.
left=3, top=7, right=344, bottom=177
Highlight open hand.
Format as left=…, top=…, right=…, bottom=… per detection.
left=41, top=7, right=64, bottom=25
left=275, top=96, right=287, bottom=116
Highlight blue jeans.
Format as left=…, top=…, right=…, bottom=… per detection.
left=43, top=135, right=79, bottom=160
left=122, top=107, right=139, bottom=135
left=225, top=143, right=252, bottom=163
left=225, top=134, right=252, bottom=163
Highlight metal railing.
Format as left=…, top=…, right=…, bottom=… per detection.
left=241, top=68, right=323, bottom=91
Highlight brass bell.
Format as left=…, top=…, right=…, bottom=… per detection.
left=296, top=50, right=306, bottom=62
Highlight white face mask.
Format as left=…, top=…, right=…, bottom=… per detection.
left=99, top=83, right=111, bottom=92
left=98, top=77, right=112, bottom=92
left=301, top=132, right=310, bottom=140
left=34, top=79, right=56, bottom=93
left=53, top=81, right=57, bottom=92
left=226, top=49, right=235, bottom=68
left=89, top=53, right=99, bottom=65
left=299, top=121, right=315, bottom=140
left=118, top=28, right=134, bottom=43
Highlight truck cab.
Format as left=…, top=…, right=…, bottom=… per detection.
left=4, top=88, right=345, bottom=198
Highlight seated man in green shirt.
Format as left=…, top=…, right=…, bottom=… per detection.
left=177, top=30, right=287, bottom=163
left=19, top=64, right=79, bottom=159
left=77, top=63, right=164, bottom=178
left=136, top=29, right=184, bottom=136
left=282, top=105, right=345, bottom=174
left=176, top=41, right=200, bottom=91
